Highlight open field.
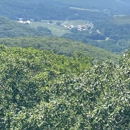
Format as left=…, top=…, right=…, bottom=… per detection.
left=70, top=7, right=100, bottom=12
left=30, top=20, right=70, bottom=36
left=29, top=20, right=89, bottom=36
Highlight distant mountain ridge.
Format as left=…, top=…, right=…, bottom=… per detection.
left=51, top=0, right=130, bottom=8
left=0, top=0, right=130, bottom=21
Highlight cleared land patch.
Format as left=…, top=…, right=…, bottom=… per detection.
left=30, top=20, right=92, bottom=36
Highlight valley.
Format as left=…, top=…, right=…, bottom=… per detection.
left=28, top=15, right=130, bottom=54
left=29, top=20, right=93, bottom=36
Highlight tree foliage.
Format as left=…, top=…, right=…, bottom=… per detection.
left=0, top=36, right=119, bottom=61
left=0, top=45, right=130, bottom=129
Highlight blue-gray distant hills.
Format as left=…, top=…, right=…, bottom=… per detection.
left=0, top=0, right=130, bottom=21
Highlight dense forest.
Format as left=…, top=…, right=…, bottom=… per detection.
left=0, top=45, right=130, bottom=129
left=0, top=0, right=109, bottom=21
left=1, top=0, right=130, bottom=21
left=0, top=37, right=119, bottom=61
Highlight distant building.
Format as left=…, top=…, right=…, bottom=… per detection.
left=18, top=18, right=31, bottom=24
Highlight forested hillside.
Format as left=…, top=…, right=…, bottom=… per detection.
left=62, top=16, right=130, bottom=54
left=0, top=0, right=107, bottom=21
left=0, top=37, right=119, bottom=61
left=0, top=16, right=119, bottom=61
left=52, top=0, right=130, bottom=12
left=0, top=16, right=52, bottom=37
left=0, top=45, right=130, bottom=129
left=1, top=0, right=130, bottom=21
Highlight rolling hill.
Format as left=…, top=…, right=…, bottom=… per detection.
left=0, top=0, right=130, bottom=21
left=0, top=16, right=52, bottom=37
left=0, top=37, right=119, bottom=61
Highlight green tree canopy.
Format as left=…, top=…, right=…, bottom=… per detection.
left=0, top=45, right=129, bottom=129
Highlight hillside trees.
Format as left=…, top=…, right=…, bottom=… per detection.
left=0, top=16, right=52, bottom=38
left=62, top=18, right=130, bottom=54
left=0, top=37, right=119, bottom=61
left=0, top=0, right=110, bottom=21
left=0, top=45, right=130, bottom=129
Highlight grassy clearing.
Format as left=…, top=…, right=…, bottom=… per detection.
left=30, top=20, right=69, bottom=36
left=62, top=20, right=87, bottom=26
left=30, top=20, right=87, bottom=36
left=70, top=7, right=100, bottom=12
